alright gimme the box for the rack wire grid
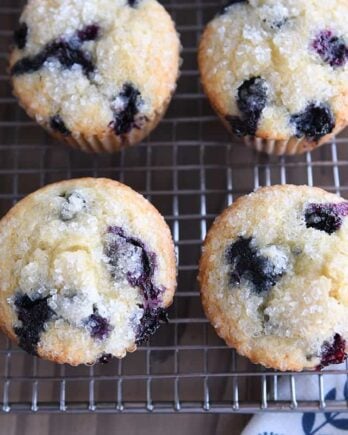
[1,0,348,416]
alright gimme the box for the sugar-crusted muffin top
[199,0,348,141]
[9,0,180,138]
[0,178,176,365]
[199,185,348,371]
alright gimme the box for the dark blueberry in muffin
[50,115,71,136]
[99,353,113,364]
[49,41,95,75]
[14,22,28,50]
[11,40,95,77]
[106,226,159,299]
[14,294,55,355]
[226,237,285,293]
[305,202,348,235]
[106,227,166,343]
[220,0,247,15]
[59,191,87,221]
[237,77,268,116]
[128,0,141,7]
[77,24,100,42]
[226,77,268,136]
[11,50,47,75]
[312,30,348,68]
[110,83,145,136]
[319,334,347,368]
[135,307,168,345]
[226,114,258,137]
[86,310,112,341]
[291,103,335,141]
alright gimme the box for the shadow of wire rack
[1,0,348,415]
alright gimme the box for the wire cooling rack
[1,0,348,414]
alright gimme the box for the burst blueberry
[14,23,28,49]
[226,114,259,137]
[226,77,268,136]
[237,77,268,115]
[226,237,285,293]
[11,50,47,75]
[319,334,347,368]
[291,103,335,141]
[11,30,95,77]
[86,311,112,340]
[14,294,55,355]
[135,307,168,345]
[106,226,167,343]
[77,24,100,42]
[50,41,95,75]
[110,83,146,136]
[50,115,71,136]
[305,202,348,234]
[106,226,160,301]
[312,30,348,68]
[128,0,141,7]
[99,353,113,364]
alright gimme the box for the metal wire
[1,0,348,414]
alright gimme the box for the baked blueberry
[226,77,268,136]
[226,237,285,293]
[14,294,54,355]
[305,202,348,234]
[11,50,47,76]
[110,83,146,136]
[291,103,335,140]
[86,309,112,340]
[13,23,28,49]
[77,24,100,42]
[319,334,347,368]
[237,77,268,116]
[99,353,113,364]
[226,114,258,137]
[49,41,95,76]
[11,40,95,77]
[128,0,141,7]
[135,306,168,345]
[106,226,158,298]
[50,115,71,136]
[106,225,168,345]
[312,30,347,68]
[106,227,151,281]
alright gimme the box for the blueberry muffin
[198,0,348,155]
[9,0,180,153]
[199,185,348,371]
[0,178,176,365]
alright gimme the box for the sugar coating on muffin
[9,0,180,144]
[199,0,348,142]
[199,185,348,371]
[0,179,176,365]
